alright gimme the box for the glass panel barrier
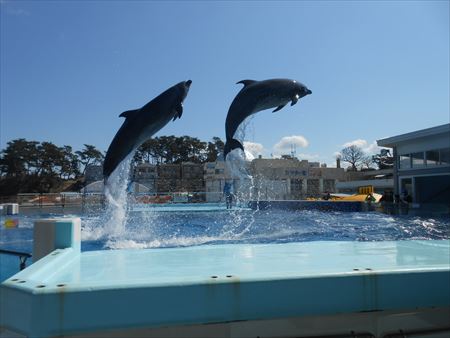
[398,154,410,169]
[411,152,425,168]
[425,150,439,166]
[440,147,450,166]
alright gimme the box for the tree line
[133,136,224,164]
[0,140,104,195]
[339,145,393,171]
[0,136,225,195]
[0,136,391,195]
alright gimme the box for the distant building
[204,157,346,201]
[335,169,394,195]
[204,161,226,202]
[84,165,103,184]
[377,123,450,204]
[251,158,310,200]
[156,162,204,193]
[181,162,204,192]
[132,163,157,192]
[204,160,252,202]
[157,164,182,192]
[308,162,320,168]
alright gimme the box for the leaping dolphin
[224,78,312,159]
[103,80,192,180]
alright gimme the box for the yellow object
[332,193,382,203]
[365,194,377,202]
[4,218,19,228]
[358,186,374,195]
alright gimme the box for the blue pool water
[1,207,449,281]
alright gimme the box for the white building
[204,158,346,201]
[377,123,450,205]
[132,163,157,192]
[335,169,394,195]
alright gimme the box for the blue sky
[1,0,449,166]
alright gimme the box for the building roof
[377,123,450,148]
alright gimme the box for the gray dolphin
[224,78,312,159]
[103,80,192,180]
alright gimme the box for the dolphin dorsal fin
[119,109,139,119]
[237,80,257,87]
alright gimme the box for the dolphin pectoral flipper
[119,109,139,119]
[273,104,286,113]
[291,94,300,106]
[172,102,183,121]
[178,103,183,117]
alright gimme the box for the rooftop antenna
[290,144,297,158]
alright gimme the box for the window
[290,179,302,191]
[426,150,439,166]
[441,148,450,166]
[411,152,424,168]
[399,154,410,169]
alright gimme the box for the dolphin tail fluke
[224,138,244,160]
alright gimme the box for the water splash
[103,153,134,237]
[222,119,262,238]
[81,209,450,250]
[81,154,134,241]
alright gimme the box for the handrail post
[20,256,27,270]
[0,249,32,271]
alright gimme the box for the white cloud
[365,141,382,154]
[273,135,309,156]
[244,150,255,161]
[342,139,381,155]
[243,141,264,159]
[343,139,368,148]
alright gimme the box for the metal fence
[13,192,228,213]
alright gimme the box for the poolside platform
[1,221,449,337]
[249,200,376,212]
[130,202,250,212]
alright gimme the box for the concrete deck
[1,240,449,337]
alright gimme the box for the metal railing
[0,249,32,271]
[16,191,227,207]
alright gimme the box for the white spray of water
[222,120,262,238]
[103,153,134,237]
[81,154,134,241]
[82,118,266,248]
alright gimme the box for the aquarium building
[377,123,450,204]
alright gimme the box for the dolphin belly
[103,131,138,179]
[103,116,168,179]
[255,95,290,112]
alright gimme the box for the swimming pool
[1,208,449,280]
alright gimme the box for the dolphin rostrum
[103,80,192,180]
[224,78,312,159]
